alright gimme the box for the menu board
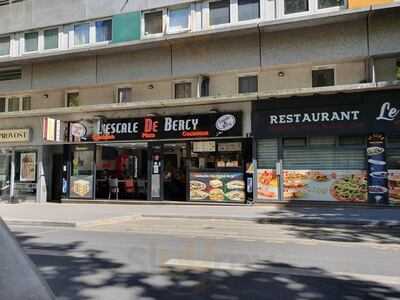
[192,141,216,152]
[388,170,400,204]
[190,172,245,202]
[367,134,389,204]
[257,169,368,202]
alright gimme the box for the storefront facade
[253,89,400,205]
[0,124,46,203]
[48,104,253,203]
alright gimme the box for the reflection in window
[238,0,260,21]
[74,23,90,45]
[8,97,19,112]
[169,7,189,32]
[145,11,163,35]
[209,0,230,26]
[25,32,39,52]
[96,20,112,42]
[0,36,10,56]
[284,0,309,14]
[318,0,343,9]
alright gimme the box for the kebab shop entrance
[66,112,250,203]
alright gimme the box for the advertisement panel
[257,169,368,202]
[68,112,242,142]
[367,133,389,204]
[70,175,93,199]
[19,152,37,182]
[190,172,245,202]
[388,170,400,204]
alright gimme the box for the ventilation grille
[0,68,22,81]
[0,0,24,6]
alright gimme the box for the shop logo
[71,123,87,138]
[376,102,400,121]
[216,114,236,132]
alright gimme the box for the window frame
[312,65,336,88]
[95,18,113,44]
[278,0,346,18]
[142,9,166,39]
[23,31,40,54]
[237,73,259,94]
[237,0,262,24]
[0,95,31,113]
[174,80,194,99]
[114,85,133,104]
[73,22,92,47]
[166,4,192,34]
[206,0,233,29]
[0,35,11,57]
[65,90,80,107]
[42,27,61,52]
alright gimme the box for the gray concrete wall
[261,19,369,66]
[369,9,400,56]
[0,0,195,35]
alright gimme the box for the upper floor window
[0,36,10,56]
[209,0,230,26]
[318,0,344,9]
[284,0,309,14]
[239,75,258,93]
[96,19,112,43]
[168,6,190,33]
[238,0,260,21]
[144,11,164,36]
[44,28,59,50]
[0,96,31,113]
[66,91,80,107]
[24,32,39,52]
[175,82,192,99]
[74,23,90,46]
[312,67,335,87]
[116,87,132,103]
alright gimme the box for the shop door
[51,154,64,202]
[0,152,11,202]
[163,143,189,201]
[69,145,95,199]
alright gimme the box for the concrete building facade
[0,0,399,204]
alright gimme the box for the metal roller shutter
[256,139,278,169]
[283,147,366,170]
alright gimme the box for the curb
[4,219,77,228]
[142,214,400,229]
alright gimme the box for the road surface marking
[165,259,400,286]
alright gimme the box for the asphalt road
[10,218,400,300]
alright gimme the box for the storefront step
[61,199,250,206]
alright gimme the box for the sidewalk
[0,203,399,228]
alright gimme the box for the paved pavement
[9,218,400,300]
[1,202,400,228]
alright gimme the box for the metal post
[9,150,16,203]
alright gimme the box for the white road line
[164,259,400,286]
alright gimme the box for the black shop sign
[252,90,400,138]
[69,112,242,142]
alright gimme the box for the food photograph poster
[190,172,245,202]
[20,152,37,182]
[257,169,368,202]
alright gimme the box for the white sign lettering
[269,110,360,125]
[376,102,400,121]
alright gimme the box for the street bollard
[0,218,56,300]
